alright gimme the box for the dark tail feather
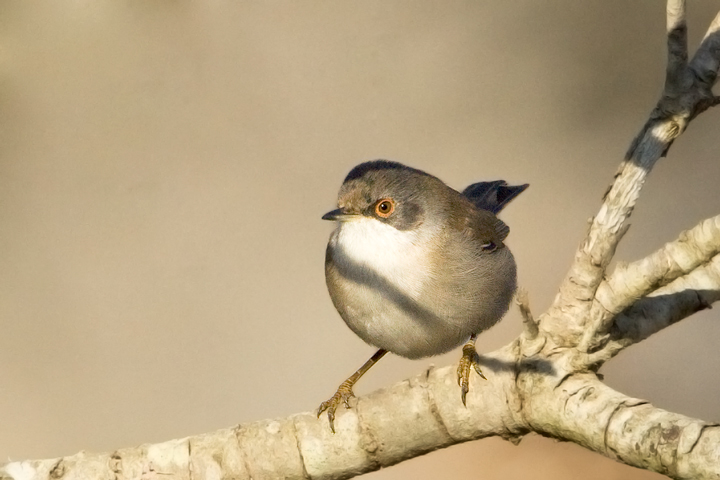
[462,181,529,214]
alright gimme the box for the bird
[317,160,527,432]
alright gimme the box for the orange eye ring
[375,198,395,218]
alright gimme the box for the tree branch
[586,253,720,365]
[576,214,720,355]
[527,374,720,479]
[568,3,720,352]
[598,214,720,315]
[665,0,688,97]
[2,347,526,480]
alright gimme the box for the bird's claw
[457,342,486,406]
[317,381,355,433]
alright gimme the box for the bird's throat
[329,217,431,297]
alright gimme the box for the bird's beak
[322,208,359,222]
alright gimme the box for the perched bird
[318,160,527,432]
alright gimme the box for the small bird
[318,160,527,432]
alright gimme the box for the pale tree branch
[568,2,720,352]
[526,374,720,478]
[580,214,720,354]
[516,287,538,339]
[599,214,720,315]
[586,253,720,365]
[665,0,688,97]
[5,358,719,479]
[689,9,720,108]
[3,2,720,480]
[2,349,525,480]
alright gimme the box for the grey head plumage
[335,159,528,233]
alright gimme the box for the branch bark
[3,2,720,480]
[526,374,720,479]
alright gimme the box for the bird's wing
[449,195,511,245]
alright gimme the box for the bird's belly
[339,289,471,359]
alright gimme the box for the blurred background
[1,1,719,478]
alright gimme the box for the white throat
[329,217,431,297]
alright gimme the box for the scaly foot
[317,379,355,433]
[457,341,486,406]
[318,349,387,433]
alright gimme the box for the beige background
[1,2,719,479]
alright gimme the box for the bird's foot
[457,342,486,406]
[317,380,355,433]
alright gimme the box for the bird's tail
[462,181,529,214]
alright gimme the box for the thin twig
[516,288,538,339]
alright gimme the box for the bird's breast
[328,217,433,298]
[325,216,516,358]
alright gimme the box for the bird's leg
[317,348,387,433]
[457,334,486,406]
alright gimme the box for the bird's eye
[375,198,395,218]
[481,241,497,252]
